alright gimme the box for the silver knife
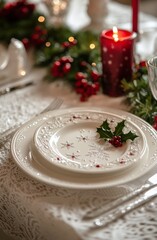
[92,186,157,229]
[0,80,34,96]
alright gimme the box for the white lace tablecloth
[1,1,157,240]
[0,78,157,240]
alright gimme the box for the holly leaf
[121,131,138,142]
[100,120,110,130]
[113,120,125,136]
[97,120,113,140]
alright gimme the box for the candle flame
[112,26,119,42]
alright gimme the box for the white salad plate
[11,107,157,189]
[31,110,147,176]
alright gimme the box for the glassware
[44,0,70,26]
[136,28,157,61]
[147,56,157,100]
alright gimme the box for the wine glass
[147,56,157,100]
[44,0,70,26]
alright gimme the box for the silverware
[0,80,34,96]
[0,98,63,147]
[83,173,157,228]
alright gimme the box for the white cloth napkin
[0,38,30,85]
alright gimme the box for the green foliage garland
[122,65,157,126]
[0,0,157,128]
[0,0,46,43]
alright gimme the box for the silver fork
[84,173,157,228]
[0,98,63,147]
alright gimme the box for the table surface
[1,1,157,240]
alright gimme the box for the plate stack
[11,107,157,189]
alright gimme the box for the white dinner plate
[11,107,157,189]
[32,110,147,176]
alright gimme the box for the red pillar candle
[100,27,136,97]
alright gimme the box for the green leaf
[121,131,138,142]
[113,120,125,136]
[100,120,110,131]
[97,120,113,140]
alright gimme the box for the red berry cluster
[109,136,123,147]
[30,26,48,47]
[21,38,31,50]
[22,26,47,49]
[153,116,157,130]
[0,0,35,21]
[62,39,77,49]
[75,70,100,101]
[139,60,146,68]
[51,56,73,78]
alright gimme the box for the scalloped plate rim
[10,107,157,189]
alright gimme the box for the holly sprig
[97,120,138,147]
